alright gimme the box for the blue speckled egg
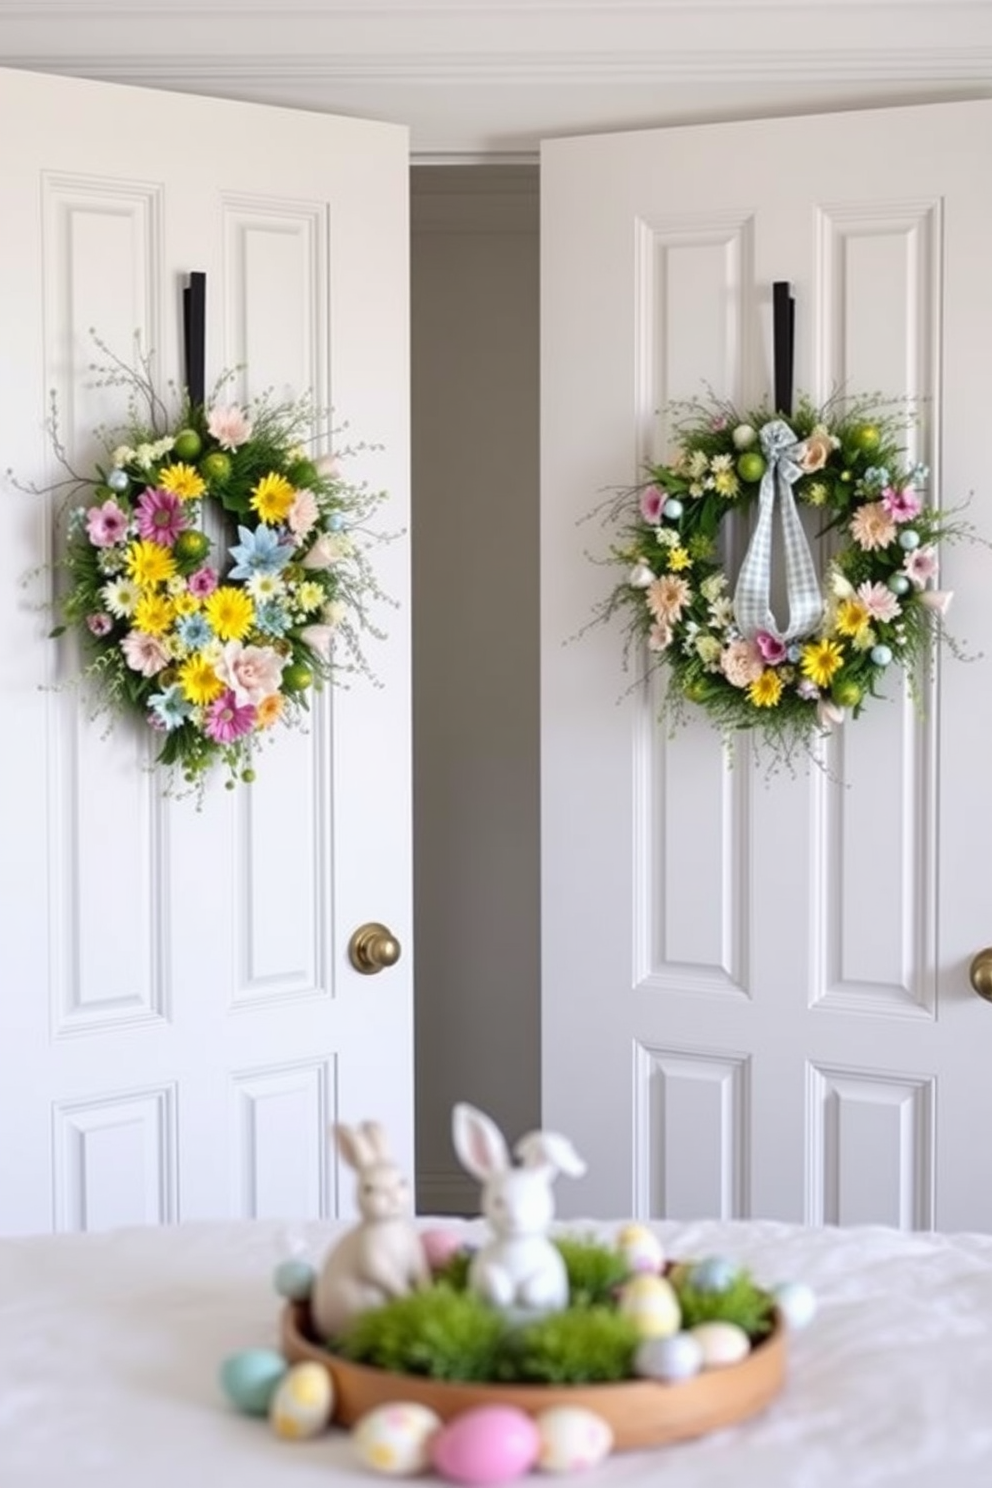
[662,497,684,521]
[689,1256,738,1293]
[871,644,893,668]
[774,1280,818,1330]
[273,1257,316,1301]
[888,574,911,595]
[634,1332,704,1382]
[219,1348,288,1416]
[106,468,129,492]
[899,529,921,551]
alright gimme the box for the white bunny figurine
[451,1102,586,1314]
[311,1120,429,1341]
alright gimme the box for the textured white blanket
[1,1217,991,1486]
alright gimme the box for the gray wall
[411,166,541,1212]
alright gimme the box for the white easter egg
[774,1280,818,1331]
[535,1406,613,1474]
[690,1321,751,1368]
[268,1361,334,1440]
[615,1223,664,1274]
[618,1275,681,1339]
[352,1403,443,1476]
[633,1332,704,1382]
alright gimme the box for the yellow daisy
[747,669,784,708]
[126,539,177,589]
[178,652,224,706]
[133,592,175,637]
[157,462,207,501]
[171,592,199,619]
[204,585,255,641]
[835,597,871,639]
[294,580,325,614]
[667,547,692,572]
[251,472,296,524]
[801,637,844,689]
[256,692,286,729]
[712,468,741,498]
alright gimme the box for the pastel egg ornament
[661,496,684,521]
[106,466,130,493]
[634,1331,705,1383]
[430,1405,540,1486]
[352,1403,443,1477]
[535,1407,613,1474]
[615,1222,664,1275]
[219,1348,288,1417]
[268,1361,334,1440]
[617,1274,681,1339]
[774,1280,818,1331]
[690,1321,752,1369]
[688,1256,738,1294]
[273,1256,316,1302]
[899,528,922,550]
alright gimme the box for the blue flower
[255,600,291,638]
[147,683,192,732]
[227,523,293,580]
[176,612,214,649]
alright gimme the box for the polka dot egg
[618,1274,681,1339]
[352,1403,443,1476]
[615,1222,664,1274]
[535,1406,613,1473]
[268,1361,334,1439]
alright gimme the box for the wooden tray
[280,1301,786,1452]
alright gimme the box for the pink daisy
[206,404,253,451]
[136,487,186,546]
[856,580,902,623]
[85,498,130,548]
[903,546,939,588]
[639,485,666,524]
[287,488,320,541]
[881,485,923,522]
[850,501,897,552]
[86,612,113,637]
[204,689,257,744]
[188,566,218,597]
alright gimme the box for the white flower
[134,442,158,469]
[656,528,678,548]
[301,624,335,658]
[732,424,756,450]
[708,597,735,630]
[323,599,347,627]
[700,573,727,602]
[302,532,353,569]
[709,453,733,473]
[247,572,286,602]
[696,634,722,667]
[817,699,845,730]
[111,444,135,467]
[687,450,708,480]
[100,578,139,618]
[152,436,175,458]
[167,576,188,598]
[629,561,654,589]
[829,566,854,598]
[920,589,954,616]
[315,452,341,480]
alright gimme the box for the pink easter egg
[430,1406,540,1486]
[420,1227,465,1271]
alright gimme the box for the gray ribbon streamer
[732,419,823,644]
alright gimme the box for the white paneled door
[0,69,412,1235]
[542,101,992,1232]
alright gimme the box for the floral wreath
[48,341,392,793]
[599,392,964,761]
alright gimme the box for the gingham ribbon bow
[732,419,823,643]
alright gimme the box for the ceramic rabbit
[311,1120,429,1341]
[451,1102,586,1314]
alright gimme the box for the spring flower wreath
[599,390,966,762]
[47,340,392,794]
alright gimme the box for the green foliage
[674,1271,775,1341]
[556,1236,630,1307]
[497,1307,640,1385]
[336,1285,506,1382]
[432,1249,472,1291]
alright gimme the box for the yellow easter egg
[268,1361,334,1440]
[352,1403,443,1476]
[618,1274,681,1339]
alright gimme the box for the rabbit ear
[452,1103,510,1181]
[333,1122,377,1171]
[358,1120,390,1160]
[515,1130,587,1180]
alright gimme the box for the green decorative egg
[273,1257,316,1302]
[219,1348,288,1416]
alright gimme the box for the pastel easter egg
[421,1227,466,1271]
[106,467,130,492]
[535,1406,613,1473]
[353,1403,443,1476]
[617,1274,681,1339]
[899,529,921,550]
[615,1222,664,1275]
[774,1280,818,1331]
[870,644,893,668]
[430,1405,540,1486]
[662,497,684,520]
[732,423,757,450]
[634,1331,704,1382]
[219,1348,287,1416]
[273,1257,316,1301]
[691,1321,751,1368]
[268,1361,334,1440]
[888,574,911,595]
[689,1256,738,1294]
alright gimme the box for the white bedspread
[1,1217,991,1487]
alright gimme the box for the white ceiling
[1,0,991,155]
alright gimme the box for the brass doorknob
[969,948,992,1002]
[348,922,401,975]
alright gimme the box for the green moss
[556,1236,630,1307]
[499,1306,640,1384]
[336,1285,506,1382]
[673,1271,776,1340]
